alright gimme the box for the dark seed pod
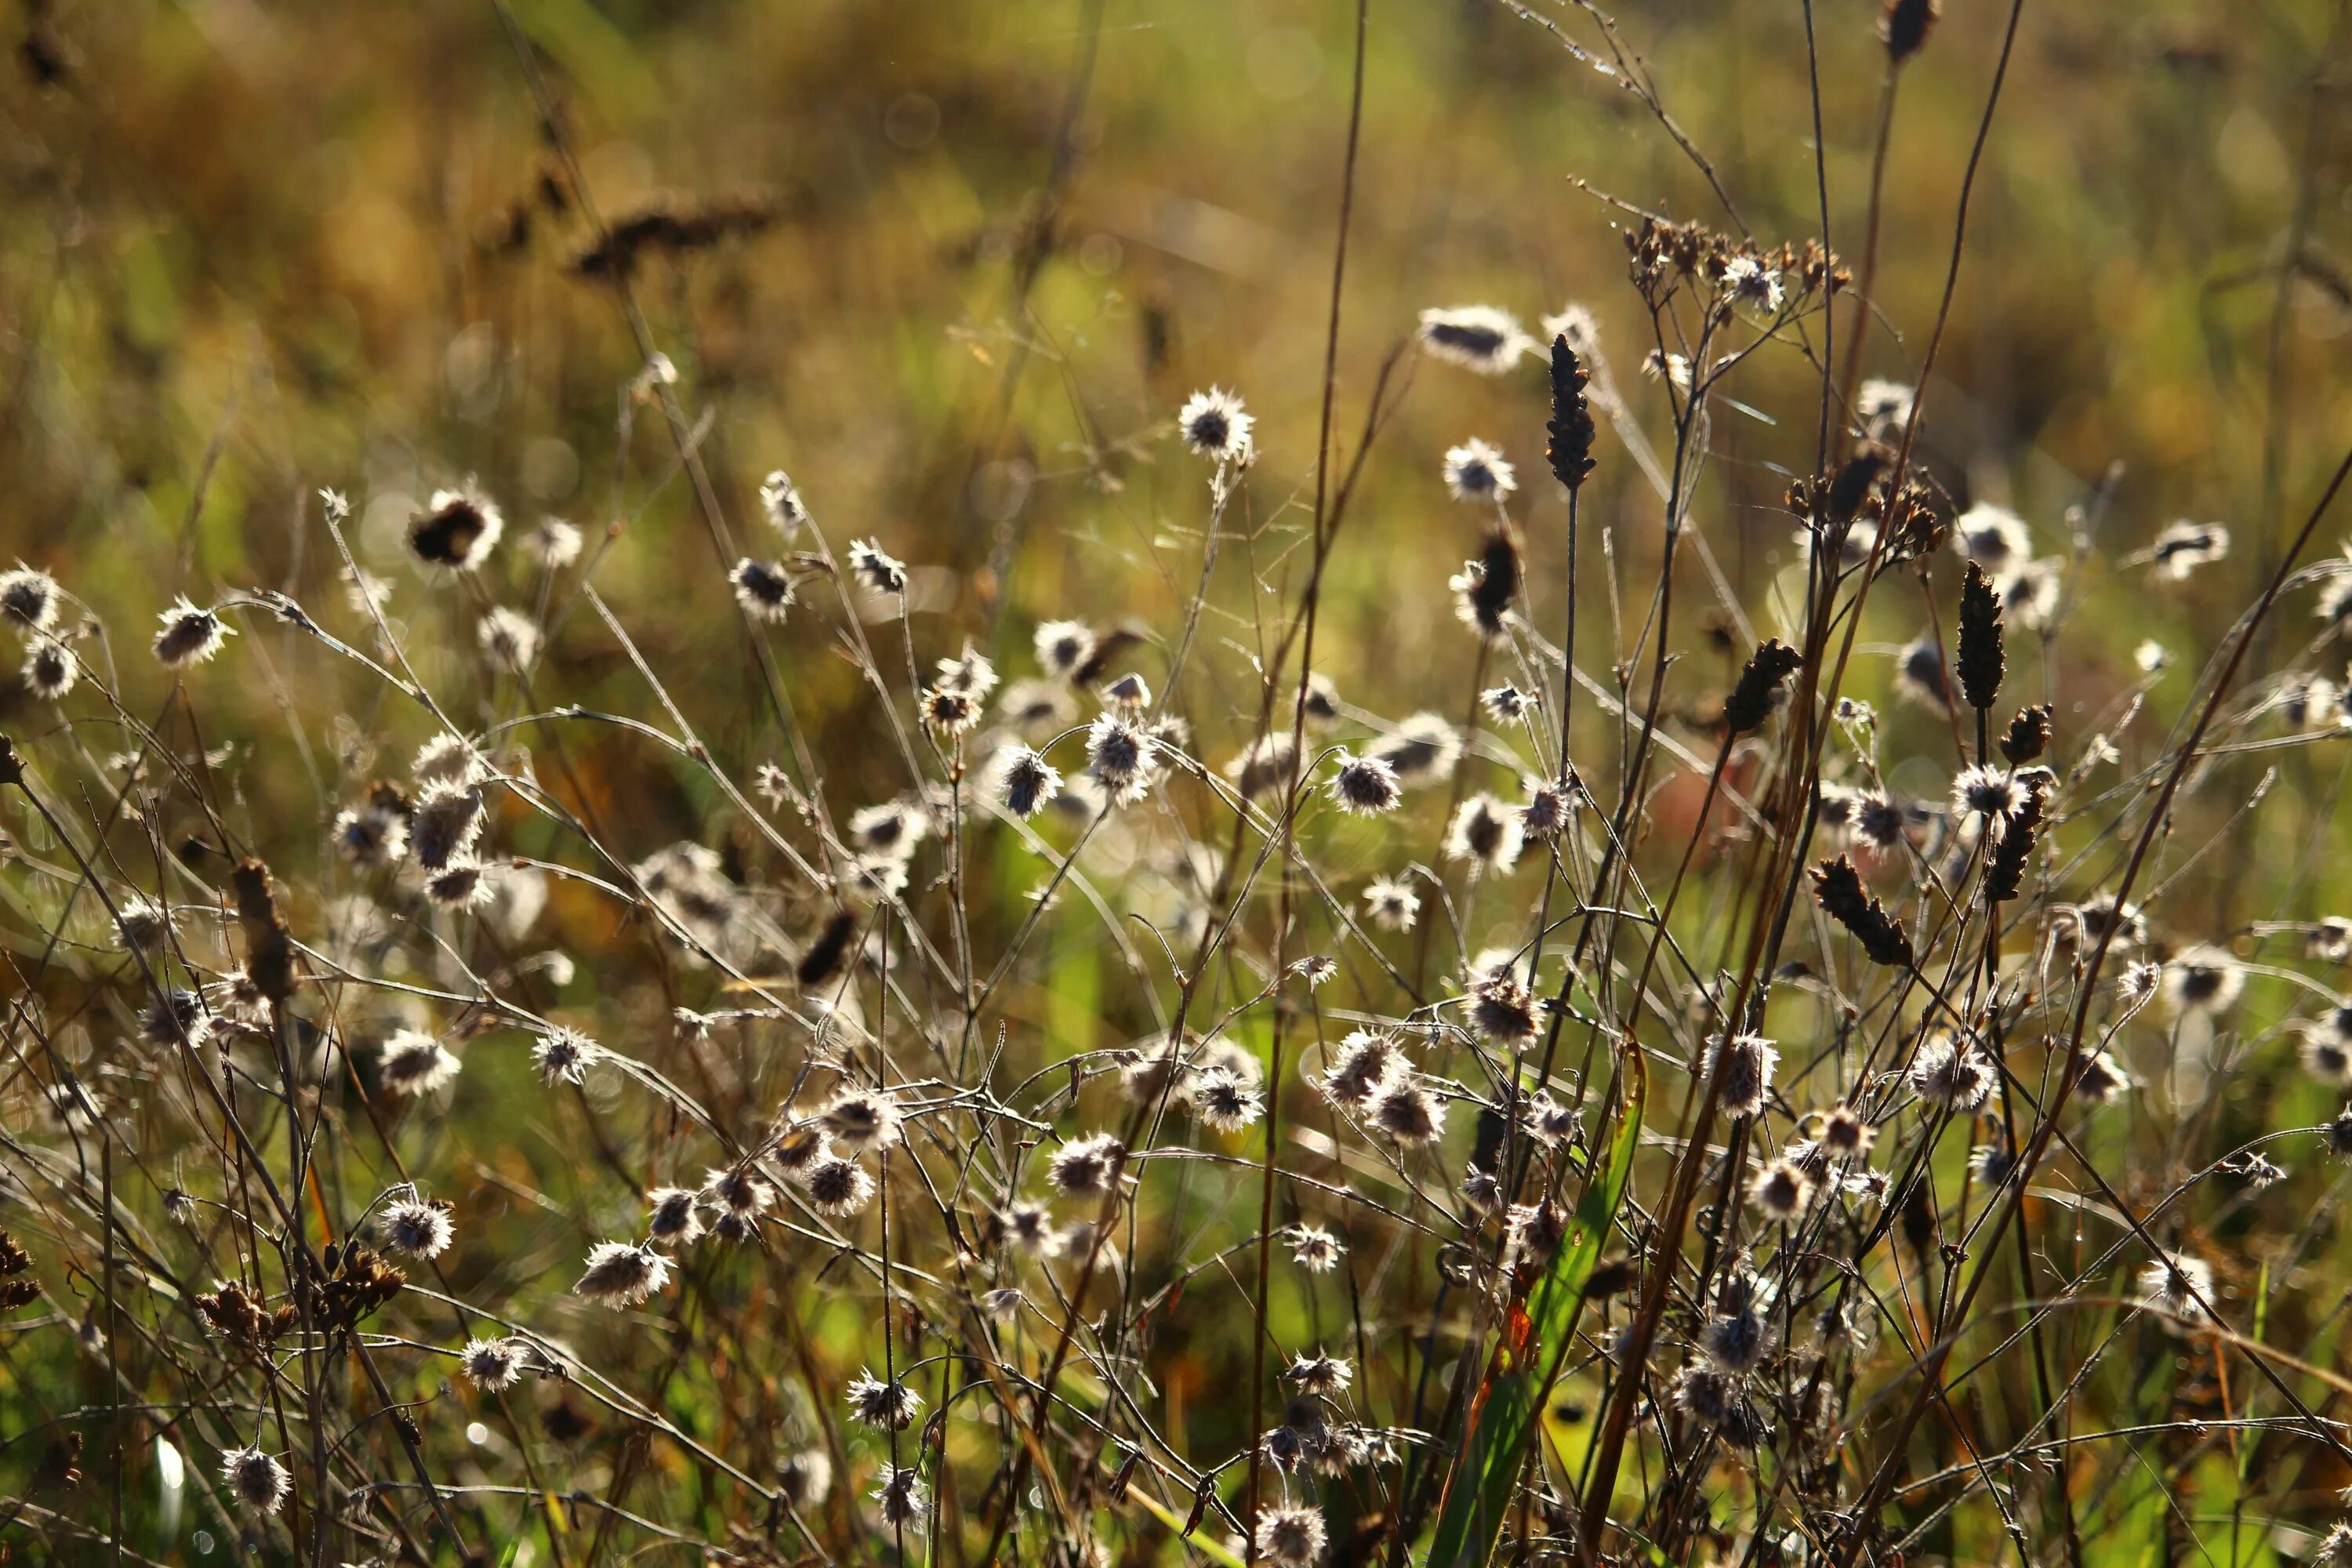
[2000,703,2053,764]
[1722,639,1805,735]
[1984,777,2046,902]
[1546,336,1599,492]
[231,858,296,1004]
[1466,530,1521,636]
[795,908,858,989]
[1956,561,2005,712]
[1824,447,1886,525]
[1810,855,1913,967]
[1882,0,1940,63]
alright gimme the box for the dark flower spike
[1811,855,1913,967]
[2000,702,2053,764]
[1722,639,1805,735]
[1882,0,1940,62]
[1545,336,1598,492]
[1984,772,2047,903]
[1956,561,2005,713]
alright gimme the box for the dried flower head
[24,636,77,701]
[379,1031,460,1096]
[154,598,233,668]
[532,1025,601,1086]
[1950,764,2027,840]
[1907,1032,1994,1112]
[1176,387,1254,463]
[1442,438,1517,503]
[872,1465,924,1526]
[1254,1504,1329,1566]
[1320,1030,1406,1109]
[381,1199,454,1259]
[1185,1066,1263,1132]
[848,539,908,595]
[459,1336,526,1391]
[477,605,543,670]
[993,746,1064,818]
[1446,794,1525,873]
[1033,619,1097,679]
[2163,946,2244,1015]
[2136,1250,2213,1326]
[220,1446,289,1514]
[759,470,808,535]
[573,1241,673,1308]
[847,1371,923,1430]
[646,1187,706,1245]
[1705,1033,1779,1119]
[1369,712,1462,787]
[800,1154,876,1216]
[409,489,504,570]
[1417,305,1530,374]
[821,1087,904,1150]
[1084,711,1158,804]
[1748,1160,1814,1219]
[2151,521,2230,581]
[1047,1132,1127,1196]
[1951,503,2031,572]
[730,558,795,621]
[1285,1224,1345,1272]
[1363,876,1421,931]
[1369,1080,1445,1144]
[0,567,60,632]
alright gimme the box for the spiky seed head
[573,1241,672,1308]
[220,1446,289,1514]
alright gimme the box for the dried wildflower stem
[1837,442,2352,1563]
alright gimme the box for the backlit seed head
[1176,387,1254,463]
[1285,1225,1345,1272]
[409,488,504,570]
[1368,713,1461,787]
[1369,1080,1444,1144]
[994,746,1063,818]
[847,1371,922,1430]
[574,1241,672,1308]
[0,568,60,632]
[847,539,907,595]
[24,636,75,700]
[154,598,233,668]
[1442,438,1517,503]
[801,1154,875,1216]
[2163,947,2244,1015]
[1704,1033,1779,1119]
[821,1087,903,1150]
[477,605,542,670]
[220,1446,289,1514]
[1185,1066,1262,1132]
[1254,1504,1330,1566]
[532,1026,601,1086]
[1319,1030,1405,1109]
[759,470,808,535]
[646,1187,706,1244]
[1327,752,1402,815]
[1047,1132,1127,1196]
[379,1031,460,1096]
[730,558,795,621]
[1907,1032,1994,1112]
[460,1336,525,1391]
[1417,305,1531,375]
[1363,877,1421,931]
[872,1465,925,1525]
[381,1199,454,1259]
[1446,794,1525,873]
